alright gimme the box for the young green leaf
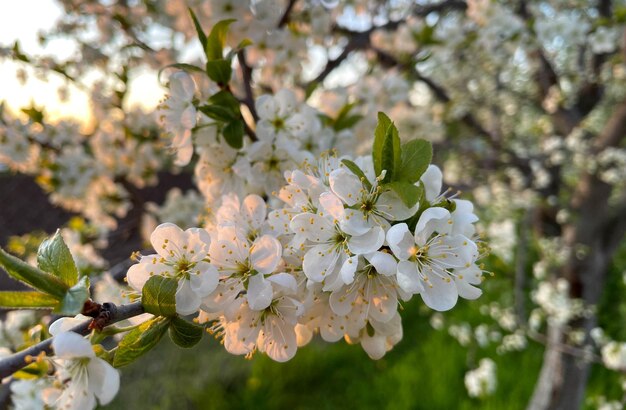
[199,105,238,122]
[223,120,245,149]
[380,122,401,183]
[208,90,241,113]
[205,59,233,85]
[56,276,90,315]
[113,317,170,368]
[188,8,208,52]
[397,139,433,183]
[372,112,393,176]
[206,19,236,61]
[0,248,68,298]
[168,316,204,348]
[0,291,58,309]
[142,276,178,317]
[37,230,79,287]
[341,159,372,190]
[386,181,423,208]
[157,63,205,84]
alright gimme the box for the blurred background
[1,1,626,409]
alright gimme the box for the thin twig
[278,0,297,28]
[0,301,144,379]
[236,50,258,122]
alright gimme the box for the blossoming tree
[0,0,625,409]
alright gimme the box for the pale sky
[0,1,164,126]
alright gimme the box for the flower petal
[250,235,282,274]
[52,331,95,359]
[347,226,384,255]
[87,358,120,405]
[247,273,273,310]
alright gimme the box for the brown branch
[0,301,144,379]
[278,0,297,28]
[413,0,467,16]
[236,50,258,122]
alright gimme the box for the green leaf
[341,159,372,190]
[56,276,90,315]
[206,59,233,85]
[0,248,68,298]
[113,317,170,368]
[37,230,79,287]
[372,112,393,177]
[380,121,401,183]
[333,103,362,131]
[0,291,58,309]
[226,38,253,60]
[397,139,433,183]
[199,105,238,122]
[223,120,244,149]
[206,19,236,60]
[188,8,208,52]
[157,63,205,84]
[208,90,241,113]
[142,276,178,317]
[168,317,204,348]
[386,181,423,209]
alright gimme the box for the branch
[0,301,144,379]
[278,0,297,28]
[413,0,467,16]
[236,50,258,122]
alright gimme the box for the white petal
[175,280,201,315]
[87,358,120,405]
[318,192,345,221]
[186,227,211,255]
[365,251,397,276]
[329,168,362,206]
[267,273,298,292]
[420,165,442,202]
[247,274,273,311]
[420,269,458,312]
[180,105,197,130]
[329,286,357,316]
[376,190,419,221]
[396,261,423,294]
[170,71,196,100]
[260,316,297,362]
[174,135,194,166]
[386,223,414,261]
[303,244,340,282]
[415,207,451,245]
[250,235,282,274]
[189,263,219,297]
[361,332,387,360]
[255,95,278,119]
[290,213,334,243]
[454,276,482,300]
[347,226,384,255]
[242,194,267,230]
[150,223,185,259]
[52,332,95,359]
[49,315,91,336]
[340,256,358,284]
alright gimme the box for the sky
[0,1,164,127]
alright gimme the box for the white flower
[204,232,282,313]
[127,223,219,315]
[158,71,197,166]
[464,358,497,398]
[49,332,120,410]
[326,167,418,233]
[291,207,385,291]
[386,207,480,311]
[601,341,626,371]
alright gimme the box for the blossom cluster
[126,147,484,361]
